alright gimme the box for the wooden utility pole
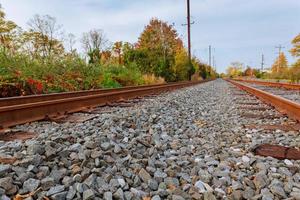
[187,0,191,63]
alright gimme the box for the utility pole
[209,45,212,67]
[187,0,191,64]
[275,45,285,73]
[261,54,264,71]
[183,0,196,80]
[213,56,217,73]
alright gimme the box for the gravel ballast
[0,79,299,199]
[245,83,300,104]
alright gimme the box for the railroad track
[1,79,300,199]
[227,79,300,122]
[233,78,300,90]
[0,80,210,130]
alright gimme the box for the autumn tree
[0,6,20,54]
[173,47,190,81]
[81,29,108,64]
[122,42,135,65]
[112,41,123,65]
[136,18,184,81]
[289,33,300,82]
[290,33,300,58]
[271,52,288,79]
[25,14,64,59]
[226,62,244,77]
[244,67,254,76]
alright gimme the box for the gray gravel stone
[0,177,14,192]
[41,177,55,190]
[113,188,124,199]
[148,179,159,190]
[51,191,68,200]
[0,165,11,177]
[103,191,113,200]
[270,185,287,198]
[151,195,161,200]
[101,142,111,151]
[66,186,76,200]
[46,185,65,196]
[83,189,95,200]
[139,168,151,183]
[172,195,185,200]
[253,174,268,190]
[27,143,45,155]
[242,187,255,200]
[23,178,40,192]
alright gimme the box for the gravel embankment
[246,83,300,104]
[0,79,299,200]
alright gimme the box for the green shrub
[0,49,148,96]
[101,73,121,88]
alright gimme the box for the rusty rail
[0,83,174,107]
[0,80,210,129]
[234,78,300,90]
[227,79,300,122]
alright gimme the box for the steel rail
[0,82,179,107]
[0,80,210,129]
[227,79,300,122]
[233,78,300,90]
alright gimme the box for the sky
[1,0,300,73]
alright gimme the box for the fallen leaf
[13,188,41,200]
[0,157,17,164]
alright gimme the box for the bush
[0,50,150,95]
[102,63,144,87]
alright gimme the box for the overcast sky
[2,0,300,72]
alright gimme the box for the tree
[290,33,300,57]
[226,62,244,77]
[192,58,217,80]
[0,6,20,53]
[22,31,64,59]
[65,33,76,53]
[122,42,135,65]
[136,18,183,81]
[244,67,254,76]
[27,14,64,59]
[271,52,288,79]
[289,62,300,83]
[289,33,300,82]
[81,29,108,64]
[173,47,190,81]
[112,41,123,65]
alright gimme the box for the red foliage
[26,78,44,94]
[36,82,43,92]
